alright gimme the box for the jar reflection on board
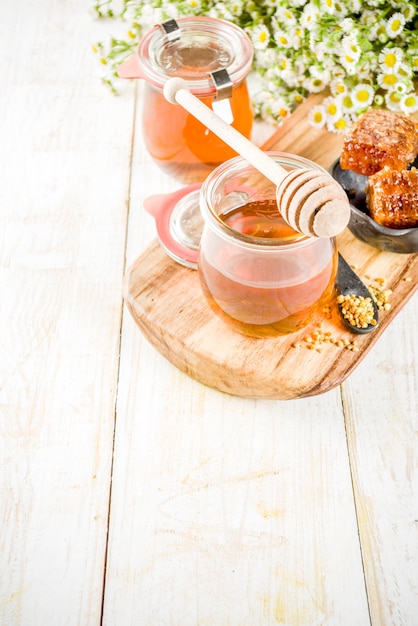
[118,17,253,183]
[198,153,339,338]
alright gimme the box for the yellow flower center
[390,19,401,32]
[404,96,417,108]
[383,74,397,86]
[335,118,347,131]
[313,111,323,123]
[356,89,370,102]
[384,53,397,67]
[388,92,401,103]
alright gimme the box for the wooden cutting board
[125,95,418,399]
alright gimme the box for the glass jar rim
[136,16,253,95]
[200,152,332,250]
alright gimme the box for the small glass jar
[118,17,253,183]
[198,153,338,337]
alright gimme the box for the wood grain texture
[0,2,134,624]
[124,95,417,399]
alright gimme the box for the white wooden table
[1,2,417,625]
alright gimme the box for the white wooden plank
[342,298,418,626]
[0,2,135,624]
[103,84,370,626]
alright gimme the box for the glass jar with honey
[117,17,254,183]
[198,153,338,337]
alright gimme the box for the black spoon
[336,253,379,334]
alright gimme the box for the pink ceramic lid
[144,183,203,269]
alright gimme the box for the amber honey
[198,199,338,337]
[142,81,253,183]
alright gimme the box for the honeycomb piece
[367,167,418,229]
[340,109,418,176]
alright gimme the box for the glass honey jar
[118,16,254,183]
[198,153,338,337]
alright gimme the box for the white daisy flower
[274,29,293,49]
[385,13,406,38]
[249,24,270,50]
[351,83,375,108]
[327,115,350,134]
[385,91,402,111]
[377,71,399,90]
[185,0,202,9]
[402,4,416,21]
[342,36,362,61]
[300,4,320,30]
[274,6,297,26]
[319,0,345,16]
[410,54,418,72]
[271,99,292,120]
[322,96,341,119]
[308,105,327,129]
[378,47,404,71]
[330,79,349,97]
[396,62,413,79]
[303,75,327,93]
[337,92,356,113]
[400,92,418,114]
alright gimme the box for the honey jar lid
[144,184,203,269]
[135,16,253,96]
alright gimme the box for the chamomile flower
[249,24,270,51]
[300,4,321,30]
[185,0,201,8]
[322,96,341,119]
[409,53,418,72]
[342,36,362,62]
[274,29,293,49]
[308,104,327,128]
[338,93,356,114]
[352,83,375,108]
[330,78,349,97]
[274,6,297,26]
[401,4,415,21]
[378,47,403,71]
[377,71,400,90]
[304,74,328,93]
[340,36,362,73]
[385,90,402,111]
[386,12,406,38]
[271,98,292,119]
[327,114,350,134]
[400,91,418,114]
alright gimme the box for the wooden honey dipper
[164,77,350,238]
